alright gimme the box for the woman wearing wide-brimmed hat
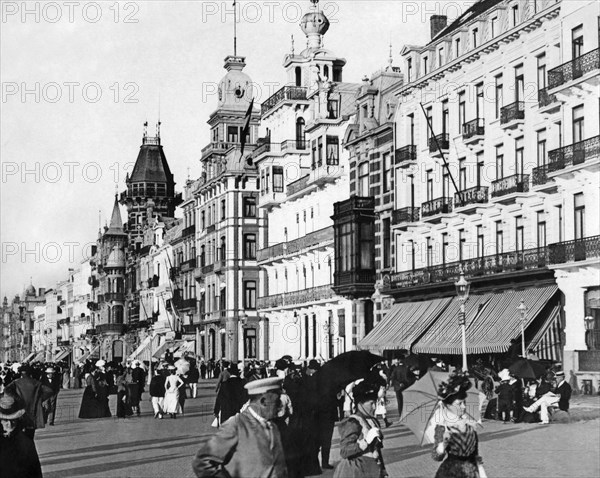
[163,365,184,418]
[431,370,486,478]
[0,394,43,478]
[333,380,387,478]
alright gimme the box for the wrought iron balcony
[547,136,600,173]
[281,139,307,151]
[257,226,333,263]
[286,175,310,197]
[257,284,336,309]
[532,164,551,186]
[206,224,216,234]
[261,86,308,116]
[428,134,449,154]
[537,87,558,109]
[548,235,600,264]
[392,207,420,225]
[202,264,214,274]
[491,174,529,198]
[548,48,600,89]
[462,119,485,140]
[333,196,376,216]
[182,225,196,238]
[454,186,489,208]
[334,270,376,287]
[422,197,452,217]
[180,258,197,273]
[395,145,417,164]
[388,246,549,290]
[96,323,125,335]
[500,101,525,125]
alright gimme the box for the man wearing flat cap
[192,377,288,478]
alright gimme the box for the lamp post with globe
[454,269,471,371]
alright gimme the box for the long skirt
[163,389,182,414]
[435,456,480,478]
[116,390,133,418]
[79,386,112,419]
[333,456,384,478]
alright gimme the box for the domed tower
[283,0,346,89]
[120,125,182,253]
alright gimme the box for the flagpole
[233,0,237,56]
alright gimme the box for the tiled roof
[129,142,174,184]
[432,0,503,42]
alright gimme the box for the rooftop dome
[300,0,329,49]
[217,55,253,110]
[25,283,36,296]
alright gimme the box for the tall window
[537,211,547,248]
[296,118,306,149]
[442,233,449,266]
[459,158,467,191]
[219,236,226,261]
[573,105,584,143]
[557,205,563,242]
[265,170,270,194]
[442,100,449,135]
[476,152,484,187]
[382,152,392,193]
[459,229,466,261]
[574,193,585,240]
[359,222,374,269]
[243,234,256,260]
[338,223,353,272]
[326,136,340,165]
[407,58,412,82]
[243,281,256,309]
[408,114,415,145]
[295,67,302,86]
[273,166,284,193]
[200,245,205,267]
[227,126,239,143]
[476,83,484,119]
[515,137,524,176]
[426,106,433,140]
[311,140,317,169]
[327,99,339,119]
[409,240,415,271]
[512,4,519,27]
[220,199,226,221]
[537,130,547,166]
[244,328,257,359]
[458,92,466,130]
[496,221,504,255]
[442,172,450,198]
[438,47,444,66]
[537,53,547,90]
[423,55,429,75]
[426,170,434,201]
[515,216,524,252]
[383,218,391,269]
[491,16,498,38]
[358,162,369,196]
[472,27,478,48]
[477,226,484,258]
[572,25,583,58]
[243,197,256,217]
[515,64,524,103]
[426,237,433,267]
[201,211,205,230]
[455,37,461,57]
[317,137,323,166]
[495,75,503,118]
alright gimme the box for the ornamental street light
[454,268,470,371]
[517,299,528,357]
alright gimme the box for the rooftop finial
[291,34,295,54]
[233,0,238,56]
[143,121,148,139]
[388,39,393,69]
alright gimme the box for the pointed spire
[106,195,125,235]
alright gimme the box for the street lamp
[454,268,470,371]
[517,299,528,357]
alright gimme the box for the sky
[0,0,475,299]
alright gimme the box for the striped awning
[77,345,99,364]
[32,351,46,363]
[23,351,36,363]
[175,340,196,356]
[128,335,162,363]
[529,306,563,362]
[358,297,453,352]
[152,339,178,359]
[54,347,72,362]
[413,285,559,355]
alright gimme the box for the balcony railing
[202,264,214,274]
[180,258,197,273]
[389,246,549,290]
[257,226,333,262]
[500,101,525,124]
[462,119,485,139]
[261,86,308,115]
[286,175,310,197]
[257,284,336,309]
[175,298,197,310]
[454,186,489,208]
[395,145,417,164]
[182,225,196,238]
[334,270,376,287]
[531,164,551,186]
[548,48,600,89]
[548,236,600,264]
[206,224,216,234]
[491,174,529,198]
[392,207,420,225]
[96,323,125,335]
[547,136,600,172]
[428,133,449,153]
[333,196,375,216]
[103,292,124,302]
[538,87,558,108]
[281,139,307,151]
[422,197,452,217]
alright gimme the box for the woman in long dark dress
[115,369,133,418]
[431,371,485,478]
[79,364,112,419]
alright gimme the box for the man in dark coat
[5,365,53,439]
[41,366,61,425]
[131,361,146,414]
[214,365,247,423]
[554,371,572,412]
[388,356,416,418]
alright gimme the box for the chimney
[430,15,447,39]
[38,288,46,297]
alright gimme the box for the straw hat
[498,369,511,381]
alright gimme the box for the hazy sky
[1,0,474,299]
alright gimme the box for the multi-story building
[256,0,360,360]
[332,61,404,344]
[355,0,599,386]
[193,51,263,362]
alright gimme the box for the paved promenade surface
[35,381,600,478]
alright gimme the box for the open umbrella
[314,351,384,399]
[509,358,548,380]
[400,371,481,446]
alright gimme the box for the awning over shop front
[413,285,559,355]
[152,340,177,359]
[77,345,99,364]
[23,351,36,363]
[128,335,162,363]
[31,351,46,363]
[358,297,453,352]
[529,305,563,362]
[54,347,72,362]
[175,340,196,356]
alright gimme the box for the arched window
[295,66,302,86]
[296,118,306,150]
[323,65,330,80]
